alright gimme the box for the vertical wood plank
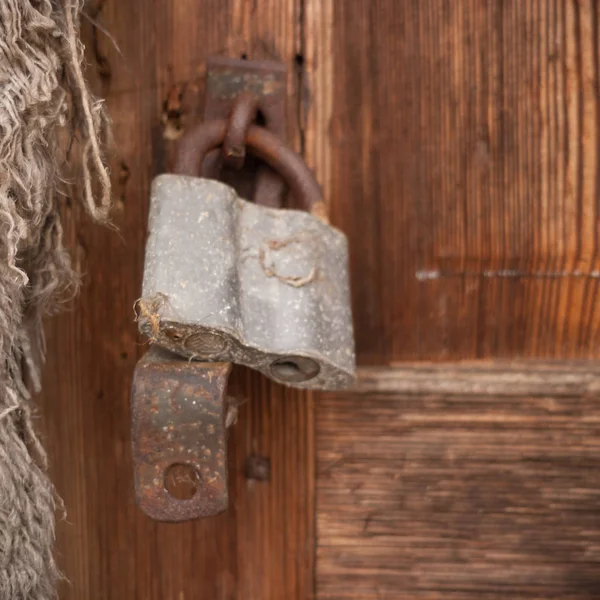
[303,0,333,201]
[331,0,600,363]
[38,1,315,598]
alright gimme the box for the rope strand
[0,2,111,597]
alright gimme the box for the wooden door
[39,1,600,598]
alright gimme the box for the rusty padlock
[132,59,355,522]
[137,119,355,390]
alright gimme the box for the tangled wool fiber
[0,1,111,598]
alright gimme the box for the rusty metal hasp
[132,56,355,522]
[131,347,230,521]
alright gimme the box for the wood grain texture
[317,364,600,599]
[352,362,600,396]
[303,0,333,200]
[37,1,316,598]
[34,1,600,598]
[331,0,600,362]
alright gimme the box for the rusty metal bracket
[131,347,231,521]
[202,55,288,207]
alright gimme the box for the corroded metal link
[222,91,259,171]
[173,119,327,219]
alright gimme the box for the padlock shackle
[173,120,327,220]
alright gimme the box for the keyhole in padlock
[270,356,320,383]
[164,463,200,500]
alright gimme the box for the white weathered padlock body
[138,174,355,390]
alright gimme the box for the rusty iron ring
[174,119,327,219]
[222,91,259,171]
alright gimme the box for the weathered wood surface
[331,0,600,363]
[35,0,600,598]
[38,1,319,598]
[353,361,600,397]
[317,365,600,599]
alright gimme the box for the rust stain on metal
[207,69,283,99]
[205,56,286,100]
[131,346,231,521]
